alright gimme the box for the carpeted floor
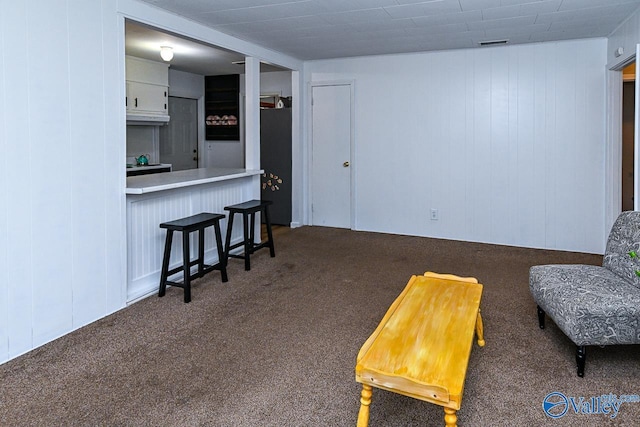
[1,226,639,426]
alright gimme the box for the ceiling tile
[405,22,470,35]
[559,0,640,11]
[320,8,391,25]
[411,9,483,26]
[482,0,561,20]
[459,0,502,11]
[200,1,327,25]
[310,0,399,12]
[384,0,462,19]
[467,15,537,30]
[483,23,550,38]
[350,18,417,32]
[535,2,640,23]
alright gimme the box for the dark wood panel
[205,75,240,141]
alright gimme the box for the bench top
[355,273,483,409]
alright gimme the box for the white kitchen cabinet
[126,81,167,115]
[125,55,169,118]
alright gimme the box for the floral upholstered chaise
[529,211,640,377]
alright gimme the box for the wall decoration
[205,74,240,141]
[262,172,283,191]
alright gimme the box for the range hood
[126,114,170,125]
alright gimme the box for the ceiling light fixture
[160,46,174,62]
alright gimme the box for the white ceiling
[137,0,640,61]
[125,21,287,75]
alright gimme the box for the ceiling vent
[478,39,509,47]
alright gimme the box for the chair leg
[537,305,545,329]
[576,345,586,378]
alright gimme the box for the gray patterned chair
[529,211,640,377]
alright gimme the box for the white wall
[306,38,608,254]
[0,0,302,365]
[0,0,126,363]
[261,71,293,98]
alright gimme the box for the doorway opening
[622,62,636,211]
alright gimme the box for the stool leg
[158,230,173,297]
[243,212,251,271]
[197,227,205,278]
[214,220,228,282]
[263,205,275,257]
[224,213,235,263]
[182,230,191,303]
[249,212,256,252]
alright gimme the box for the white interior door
[311,84,352,228]
[160,96,198,171]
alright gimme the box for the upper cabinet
[126,56,169,122]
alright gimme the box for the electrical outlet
[430,208,438,220]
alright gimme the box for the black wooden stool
[158,213,228,303]
[224,200,275,271]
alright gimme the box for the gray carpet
[1,226,639,426]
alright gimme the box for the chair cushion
[530,264,640,346]
[603,210,640,289]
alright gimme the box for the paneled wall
[0,0,302,365]
[0,0,125,363]
[306,38,607,254]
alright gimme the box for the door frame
[307,80,356,229]
[606,49,637,234]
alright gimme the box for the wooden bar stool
[224,200,275,271]
[158,212,228,303]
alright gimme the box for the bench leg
[476,309,485,347]
[356,384,372,427]
[537,305,546,329]
[444,407,457,427]
[576,345,586,378]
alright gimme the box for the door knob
[343,161,350,167]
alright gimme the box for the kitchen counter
[125,167,263,194]
[125,167,262,302]
[126,163,172,177]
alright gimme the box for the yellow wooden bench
[355,272,484,427]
